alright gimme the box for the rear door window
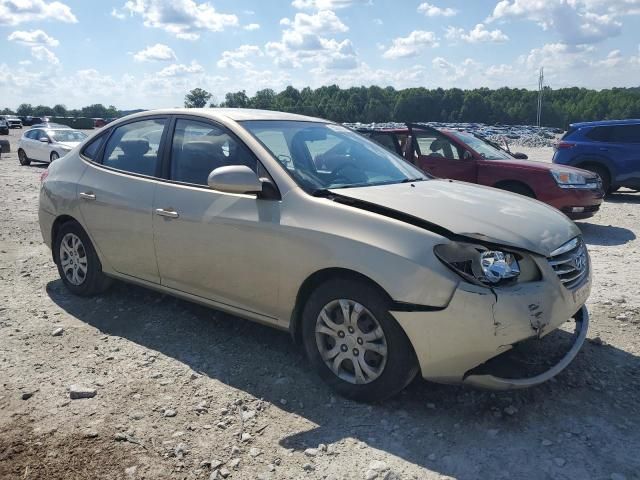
[102,119,167,176]
[609,125,640,143]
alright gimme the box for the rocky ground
[0,129,639,480]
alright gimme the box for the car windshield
[241,120,428,193]
[49,130,87,142]
[449,131,512,160]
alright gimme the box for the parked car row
[37,108,592,402]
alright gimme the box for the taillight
[40,170,49,183]
[555,141,576,150]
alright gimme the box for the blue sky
[1,0,640,109]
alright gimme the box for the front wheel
[50,151,59,162]
[54,222,112,296]
[18,149,30,166]
[301,279,419,402]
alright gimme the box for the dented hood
[329,179,580,257]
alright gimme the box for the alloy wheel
[315,299,388,385]
[59,233,88,285]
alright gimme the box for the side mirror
[207,165,263,195]
[512,152,528,160]
[39,137,50,143]
[463,150,473,160]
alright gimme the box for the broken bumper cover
[463,305,588,389]
[391,273,591,389]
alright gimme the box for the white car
[18,127,87,165]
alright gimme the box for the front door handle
[79,192,96,201]
[155,208,179,219]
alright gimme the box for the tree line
[5,85,639,128]
[0,103,121,119]
[191,85,640,128]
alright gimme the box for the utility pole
[536,67,544,127]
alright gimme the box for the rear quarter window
[81,133,107,161]
[585,126,611,142]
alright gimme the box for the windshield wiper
[311,188,334,197]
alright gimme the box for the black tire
[18,149,30,166]
[301,278,419,402]
[580,164,611,194]
[53,221,112,296]
[496,181,535,198]
[50,151,59,162]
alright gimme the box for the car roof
[570,119,640,128]
[121,108,329,124]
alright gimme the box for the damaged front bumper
[463,305,588,389]
[391,271,591,389]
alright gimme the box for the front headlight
[550,170,599,189]
[434,242,521,286]
[59,145,72,151]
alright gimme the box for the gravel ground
[1,128,639,480]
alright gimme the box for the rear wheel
[18,149,30,166]
[54,221,112,296]
[301,278,419,402]
[579,163,611,194]
[50,151,59,162]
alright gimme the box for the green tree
[222,90,249,108]
[184,88,212,108]
[16,103,33,116]
[52,104,67,116]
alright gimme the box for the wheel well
[51,215,80,262]
[289,268,392,344]
[576,161,611,180]
[493,180,536,198]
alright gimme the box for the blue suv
[553,119,640,193]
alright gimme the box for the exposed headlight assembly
[434,242,523,287]
[550,170,599,189]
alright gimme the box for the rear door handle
[155,208,179,219]
[79,192,96,201]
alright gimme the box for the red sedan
[360,125,604,220]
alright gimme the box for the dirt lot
[1,128,639,480]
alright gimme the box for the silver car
[38,109,591,402]
[18,127,87,165]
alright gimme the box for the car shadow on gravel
[577,222,636,246]
[46,279,640,479]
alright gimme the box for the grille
[547,237,589,290]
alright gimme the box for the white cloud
[7,29,59,47]
[266,9,355,69]
[488,0,623,44]
[291,0,368,9]
[18,59,32,65]
[382,30,438,59]
[0,0,77,25]
[133,43,177,62]
[217,45,263,69]
[157,61,203,77]
[111,8,126,19]
[417,2,457,17]
[31,45,59,64]
[445,23,509,43]
[122,0,239,40]
[373,18,383,25]
[243,23,260,31]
